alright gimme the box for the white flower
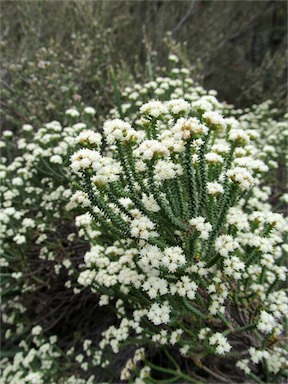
[77,130,102,146]
[172,117,208,141]
[22,124,33,132]
[227,167,254,190]
[103,119,139,145]
[31,325,42,336]
[141,194,160,212]
[3,130,13,137]
[223,256,245,280]
[189,216,212,240]
[140,101,168,118]
[133,140,169,160]
[65,108,80,117]
[257,310,278,333]
[130,215,156,240]
[50,154,63,164]
[236,359,251,374]
[198,327,211,340]
[84,106,96,115]
[154,160,183,181]
[147,301,171,325]
[228,128,250,145]
[203,111,227,130]
[205,152,224,164]
[13,234,26,244]
[167,99,190,115]
[207,182,224,196]
[248,347,270,364]
[209,332,231,355]
[214,235,239,257]
[70,148,101,172]
[162,246,186,272]
[91,157,122,187]
[168,54,179,63]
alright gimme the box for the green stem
[147,166,188,232]
[183,141,198,217]
[182,298,206,320]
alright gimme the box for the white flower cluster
[133,140,169,160]
[3,63,287,384]
[70,148,101,172]
[130,215,157,239]
[172,117,208,141]
[214,235,240,257]
[139,100,168,118]
[189,216,212,240]
[147,302,171,325]
[103,119,139,145]
[154,160,183,181]
[208,332,232,355]
[76,130,102,146]
[226,166,254,190]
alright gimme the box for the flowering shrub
[1,63,287,383]
[71,95,288,382]
[0,108,109,383]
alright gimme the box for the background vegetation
[1,0,287,129]
[0,1,287,383]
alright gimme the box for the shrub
[1,64,287,383]
[70,94,288,381]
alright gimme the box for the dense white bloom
[13,234,26,244]
[172,117,208,141]
[138,244,162,270]
[209,333,231,355]
[147,302,171,325]
[22,124,33,132]
[189,216,212,240]
[31,325,42,336]
[205,152,224,164]
[234,157,268,173]
[133,140,169,160]
[236,359,251,374]
[227,167,254,190]
[3,130,13,138]
[212,141,230,155]
[167,99,191,115]
[77,130,102,146]
[168,54,179,63]
[214,235,239,257]
[84,107,96,115]
[65,108,80,117]
[226,207,250,231]
[257,310,278,333]
[207,182,224,196]
[223,256,245,280]
[198,327,211,340]
[70,191,91,208]
[162,246,186,272]
[248,347,270,364]
[140,101,168,118]
[203,111,227,130]
[103,119,139,145]
[228,128,250,145]
[141,194,160,212]
[70,149,101,172]
[130,215,156,239]
[50,154,63,164]
[154,160,183,181]
[170,276,198,299]
[142,276,169,298]
[266,347,288,374]
[91,157,122,187]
